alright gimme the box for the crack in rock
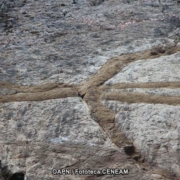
[1,45,180,179]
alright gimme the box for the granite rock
[0,0,180,179]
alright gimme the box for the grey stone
[0,0,180,179]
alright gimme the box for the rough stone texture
[102,101,180,177]
[1,97,176,179]
[0,98,108,179]
[0,88,17,96]
[0,0,180,179]
[0,98,106,145]
[103,88,180,96]
[105,52,180,84]
[0,0,180,85]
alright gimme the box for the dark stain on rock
[9,172,24,180]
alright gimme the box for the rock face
[0,0,180,179]
[101,51,180,177]
[102,101,180,176]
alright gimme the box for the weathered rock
[101,48,180,177]
[102,101,180,177]
[0,88,17,96]
[0,0,180,179]
[105,52,180,84]
[0,98,106,179]
[0,0,179,86]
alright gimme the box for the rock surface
[0,0,180,179]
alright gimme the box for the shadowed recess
[9,172,24,180]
